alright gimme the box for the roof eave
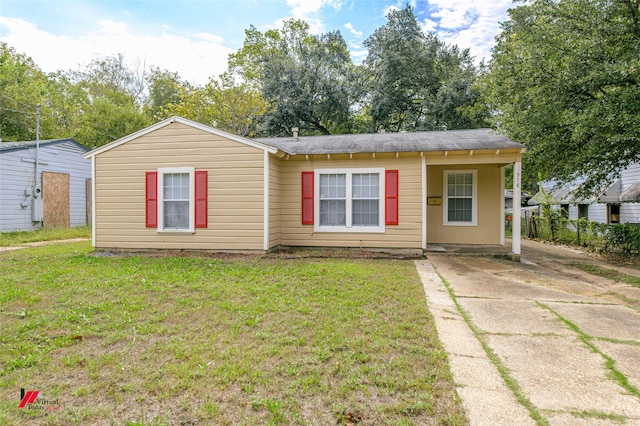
[275,146,526,157]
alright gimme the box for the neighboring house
[83,116,526,254]
[0,138,91,232]
[529,163,640,224]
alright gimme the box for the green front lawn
[0,226,91,247]
[0,242,465,425]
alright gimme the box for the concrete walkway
[417,240,640,425]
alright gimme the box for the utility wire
[0,92,37,111]
[0,107,34,115]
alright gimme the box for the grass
[0,242,466,425]
[563,410,626,423]
[568,262,640,288]
[0,226,91,247]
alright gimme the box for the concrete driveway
[417,239,640,425]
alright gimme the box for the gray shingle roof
[256,128,524,155]
[0,138,87,153]
[620,179,640,202]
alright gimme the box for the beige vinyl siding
[427,164,502,244]
[278,153,422,248]
[94,122,266,250]
[268,154,281,249]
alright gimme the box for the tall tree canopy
[64,54,150,147]
[0,47,152,147]
[229,19,355,136]
[2,7,487,145]
[481,0,640,194]
[144,66,190,120]
[160,74,270,137]
[363,6,486,132]
[0,43,58,141]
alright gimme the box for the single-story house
[529,163,640,224]
[0,138,91,231]
[83,116,526,254]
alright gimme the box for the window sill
[157,229,195,234]
[443,222,477,227]
[313,226,386,233]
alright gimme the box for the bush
[602,223,640,254]
[524,213,640,256]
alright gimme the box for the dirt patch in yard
[92,246,424,261]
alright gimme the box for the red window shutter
[301,171,314,225]
[194,170,208,228]
[145,171,158,228]
[385,170,399,225]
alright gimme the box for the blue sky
[0,0,514,85]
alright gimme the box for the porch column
[512,161,522,255]
[421,156,427,250]
[500,166,505,246]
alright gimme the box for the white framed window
[315,168,385,233]
[158,167,195,232]
[444,170,477,226]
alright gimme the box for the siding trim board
[91,156,96,246]
[421,156,427,250]
[263,151,269,251]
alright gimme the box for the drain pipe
[32,104,43,223]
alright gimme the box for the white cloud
[193,32,225,44]
[350,49,368,63]
[421,18,438,33]
[422,0,512,63]
[383,5,400,17]
[0,16,233,85]
[286,0,327,17]
[280,0,344,34]
[344,23,362,38]
[431,7,477,30]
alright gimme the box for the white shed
[0,138,91,231]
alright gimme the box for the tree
[363,6,486,132]
[0,43,57,141]
[161,74,270,137]
[71,54,146,106]
[144,66,189,120]
[229,20,355,136]
[64,54,150,147]
[481,0,640,195]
